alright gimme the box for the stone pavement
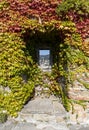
[0,95,89,130]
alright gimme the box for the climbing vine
[0,0,89,117]
[0,33,40,117]
[56,0,89,38]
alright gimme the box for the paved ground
[0,95,89,130]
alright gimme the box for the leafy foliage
[0,33,39,117]
[56,0,89,39]
[0,112,7,123]
[0,0,89,38]
[56,0,89,15]
[0,0,89,115]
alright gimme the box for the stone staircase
[1,72,89,130]
[14,73,67,130]
[15,96,68,130]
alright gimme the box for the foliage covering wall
[0,0,89,117]
[0,33,40,117]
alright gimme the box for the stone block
[22,97,54,114]
[13,122,37,130]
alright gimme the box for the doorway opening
[38,49,52,71]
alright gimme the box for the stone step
[21,96,66,115]
[0,120,69,130]
[1,120,89,130]
[15,113,68,130]
[1,95,89,130]
[17,113,65,125]
[0,121,39,130]
[34,86,51,97]
[14,96,67,129]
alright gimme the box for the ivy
[0,0,89,116]
[0,33,39,117]
[0,0,9,11]
[56,0,89,39]
[56,0,89,15]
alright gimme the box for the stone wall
[68,72,89,101]
[66,38,89,123]
[68,38,89,102]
